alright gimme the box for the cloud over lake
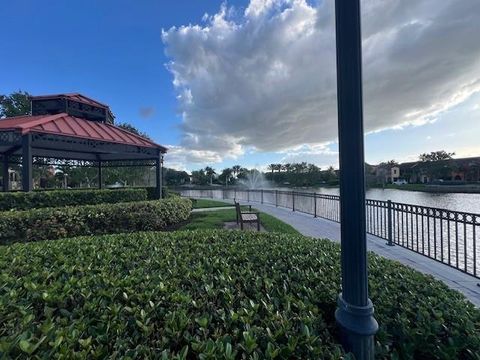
[162,0,480,163]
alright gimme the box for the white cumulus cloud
[162,0,480,163]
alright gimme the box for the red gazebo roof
[0,113,167,152]
[31,93,110,109]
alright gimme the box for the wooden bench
[234,201,260,231]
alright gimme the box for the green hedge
[0,188,148,211]
[0,231,478,358]
[0,197,191,244]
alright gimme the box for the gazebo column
[22,134,33,192]
[334,0,378,359]
[2,155,9,192]
[98,159,103,189]
[155,154,163,199]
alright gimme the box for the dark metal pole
[2,155,9,192]
[334,0,378,358]
[22,134,33,192]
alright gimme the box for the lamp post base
[335,294,378,360]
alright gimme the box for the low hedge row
[0,197,191,244]
[0,188,148,211]
[0,230,478,358]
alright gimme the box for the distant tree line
[265,162,338,186]
[187,163,339,187]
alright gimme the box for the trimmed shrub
[0,230,478,358]
[143,186,172,199]
[0,197,191,244]
[0,188,147,211]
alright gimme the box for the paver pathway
[191,198,480,306]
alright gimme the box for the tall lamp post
[334,0,378,359]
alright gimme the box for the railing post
[261,189,264,204]
[275,190,278,207]
[386,200,394,246]
[247,189,250,202]
[314,192,317,218]
[292,191,295,212]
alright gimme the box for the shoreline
[369,184,480,194]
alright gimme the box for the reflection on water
[296,187,480,214]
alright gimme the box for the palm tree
[204,166,216,185]
[221,167,233,186]
[283,163,292,172]
[232,165,242,177]
[268,164,276,174]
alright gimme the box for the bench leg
[241,221,244,230]
[257,220,260,231]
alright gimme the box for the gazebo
[0,93,167,198]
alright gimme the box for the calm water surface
[287,187,480,214]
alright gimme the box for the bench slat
[241,214,258,221]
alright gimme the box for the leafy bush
[0,197,191,244]
[0,230,478,359]
[0,188,147,211]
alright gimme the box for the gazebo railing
[180,188,480,279]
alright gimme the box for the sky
[1,0,479,172]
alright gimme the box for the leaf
[19,340,32,354]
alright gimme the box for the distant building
[377,156,480,184]
[370,163,401,184]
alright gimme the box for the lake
[288,187,480,215]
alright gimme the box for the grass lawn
[179,208,301,235]
[191,198,234,209]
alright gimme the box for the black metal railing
[181,188,480,279]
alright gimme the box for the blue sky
[0,0,233,146]
[1,0,479,172]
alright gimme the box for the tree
[165,168,190,186]
[236,167,249,180]
[204,166,216,185]
[191,169,208,185]
[232,165,242,177]
[0,91,31,118]
[218,167,233,186]
[116,122,151,140]
[268,164,276,174]
[419,151,455,162]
